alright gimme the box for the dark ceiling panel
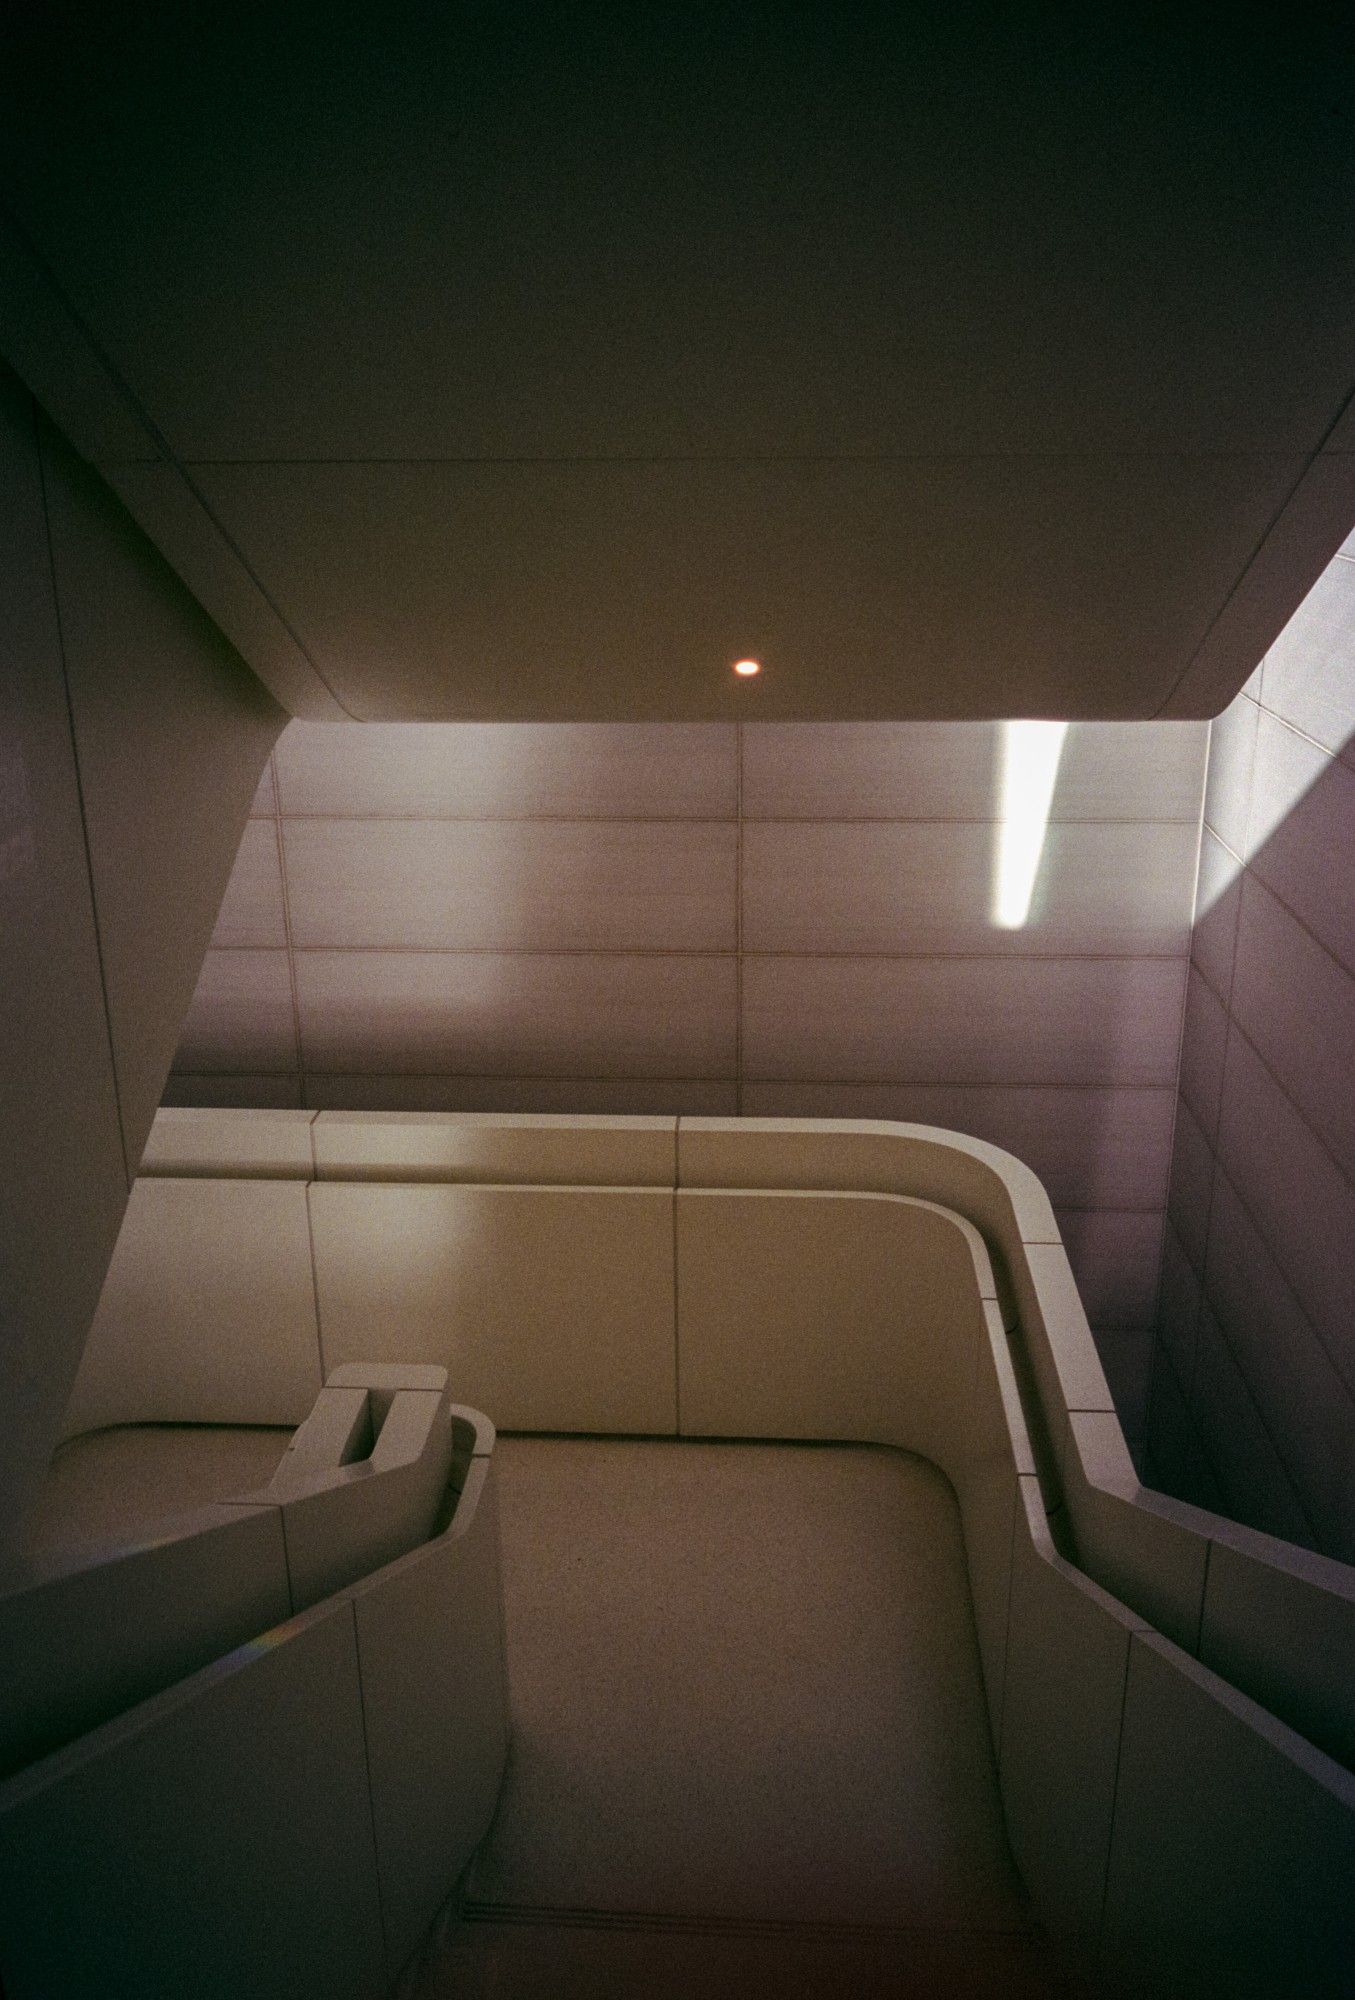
[5,9,1354,462]
[188,454,1307,721]
[2,7,1353,718]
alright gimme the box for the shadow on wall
[167,718,1201,1122]
[1149,545,1355,1565]
[164,711,1208,1454]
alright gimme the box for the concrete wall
[1149,536,1355,1564]
[0,363,282,1548]
[166,716,1205,1452]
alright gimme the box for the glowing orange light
[732,658,762,678]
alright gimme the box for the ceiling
[3,6,1354,721]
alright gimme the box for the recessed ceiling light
[732,658,762,678]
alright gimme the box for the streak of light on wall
[991,721,1069,929]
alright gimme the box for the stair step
[414,1905,1069,1999]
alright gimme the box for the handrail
[129,1107,1355,1772]
[675,1116,1355,1775]
[0,1401,506,1998]
[3,1367,472,1775]
[72,1106,1354,1989]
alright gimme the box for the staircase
[404,1437,1069,1999]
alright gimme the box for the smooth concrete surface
[65,1177,323,1436]
[169,445,1320,721]
[7,17,1355,725]
[999,1478,1148,1957]
[350,1453,509,1980]
[1101,1634,1355,1999]
[1196,1525,1355,1774]
[54,1109,1355,1990]
[37,417,283,1174]
[467,1436,1028,1931]
[1153,606,1355,1568]
[1014,1242,1120,1422]
[408,1918,1065,2000]
[1061,1412,1209,1654]
[675,1188,993,1468]
[27,1423,290,1561]
[97,453,346,721]
[0,1404,507,2000]
[241,1372,457,1613]
[309,1182,676,1433]
[677,1116,1062,1259]
[9,1376,469,1781]
[953,1298,1033,1753]
[184,715,1201,1406]
[181,712,1203,1429]
[139,1105,317,1178]
[282,816,737,952]
[0,1487,290,1781]
[0,366,143,1552]
[328,1361,452,1405]
[0,1598,386,2000]
[671,1120,1355,1760]
[274,720,739,818]
[312,1110,676,1187]
[675,1116,1355,1786]
[0,372,280,1548]
[95,1106,1355,1777]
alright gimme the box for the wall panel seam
[1202,1152,1355,1404]
[1095,1629,1137,1941]
[1149,375,1355,716]
[33,406,132,1189]
[264,808,1207,827]
[1145,718,1210,1449]
[272,753,308,1106]
[1190,1294,1322,1550]
[3,208,357,716]
[214,943,1196,963]
[304,1182,328,1381]
[1219,1011,1355,1200]
[1252,695,1355,767]
[346,1600,393,1972]
[734,722,744,1117]
[1237,855,1355,989]
[169,1072,1183,1104]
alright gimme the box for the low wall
[85,1111,1355,1764]
[0,1407,506,2000]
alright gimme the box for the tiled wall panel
[292,951,737,1079]
[740,955,1187,1087]
[171,718,1207,1447]
[176,950,297,1074]
[0,370,282,1541]
[740,720,1207,821]
[739,1082,1174,1212]
[275,720,738,819]
[1228,876,1355,1182]
[1148,540,1355,1564]
[283,819,738,952]
[742,821,1196,957]
[210,821,288,948]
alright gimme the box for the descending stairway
[11,1111,1350,1996]
[405,1437,1068,1999]
[420,1911,1063,1998]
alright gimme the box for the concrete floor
[34,1427,1064,1994]
[416,1913,1063,1999]
[415,1436,1060,1997]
